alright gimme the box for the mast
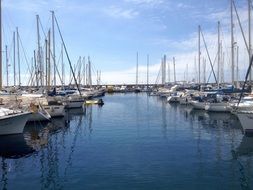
[85,63,88,86]
[163,55,166,84]
[82,57,85,86]
[45,38,48,88]
[5,45,8,86]
[36,15,42,86]
[51,11,56,87]
[168,56,170,83]
[0,0,2,90]
[88,56,92,88]
[61,43,65,87]
[248,0,252,82]
[173,57,176,83]
[17,27,21,87]
[47,30,51,89]
[220,42,224,83]
[217,21,221,88]
[78,56,81,85]
[231,0,235,85]
[198,25,201,84]
[194,56,197,82]
[13,31,16,86]
[136,52,138,87]
[34,50,38,87]
[203,58,206,84]
[236,45,239,86]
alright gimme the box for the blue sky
[2,0,250,85]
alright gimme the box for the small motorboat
[85,99,104,106]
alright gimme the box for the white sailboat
[0,108,31,135]
[190,100,206,110]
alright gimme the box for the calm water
[0,93,253,190]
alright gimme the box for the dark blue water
[0,93,252,190]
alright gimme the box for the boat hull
[28,110,51,122]
[0,112,31,135]
[66,100,84,108]
[237,112,253,133]
[190,101,206,110]
[43,105,66,117]
[205,102,231,112]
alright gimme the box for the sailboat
[0,1,32,135]
[234,0,253,134]
[0,107,31,135]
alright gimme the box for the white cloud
[104,6,139,19]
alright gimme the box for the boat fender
[30,103,38,113]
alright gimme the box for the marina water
[0,93,252,190]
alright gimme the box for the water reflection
[0,134,35,159]
[0,107,87,189]
[1,94,253,189]
[188,109,241,130]
[235,136,253,157]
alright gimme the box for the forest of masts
[141,0,253,87]
[0,9,102,90]
[0,0,252,89]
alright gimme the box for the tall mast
[198,25,201,84]
[34,50,38,87]
[61,43,65,87]
[51,11,56,87]
[248,0,252,82]
[45,38,48,88]
[82,56,85,86]
[163,55,166,84]
[203,58,206,84]
[47,30,51,89]
[136,52,138,86]
[231,0,235,85]
[13,31,16,86]
[168,56,170,83]
[17,27,21,87]
[36,15,41,86]
[5,45,8,86]
[78,56,81,85]
[236,45,239,85]
[173,57,176,83]
[0,0,2,90]
[88,56,92,88]
[217,21,221,88]
[194,56,197,82]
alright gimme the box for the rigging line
[200,28,218,84]
[38,16,48,41]
[232,0,250,55]
[54,15,81,96]
[18,32,32,75]
[155,63,162,85]
[45,32,65,87]
[207,51,218,83]
[69,58,80,84]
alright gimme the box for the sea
[0,93,252,190]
